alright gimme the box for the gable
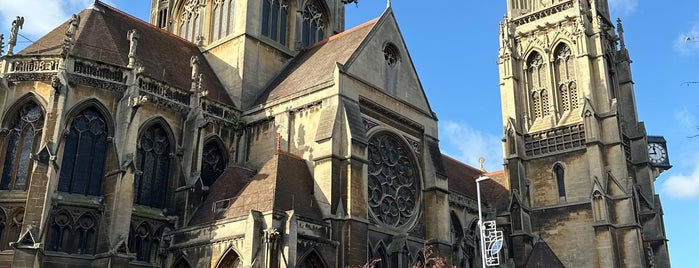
[343,9,432,115]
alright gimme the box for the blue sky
[0,0,696,266]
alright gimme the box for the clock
[647,143,667,165]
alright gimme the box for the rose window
[367,132,419,228]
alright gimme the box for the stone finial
[478,157,486,172]
[7,16,24,56]
[127,29,139,68]
[616,18,626,49]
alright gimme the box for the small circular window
[383,44,399,67]
[367,132,420,229]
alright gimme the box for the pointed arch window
[218,248,243,268]
[129,221,164,263]
[1,101,44,191]
[47,209,96,254]
[526,52,550,119]
[261,0,289,46]
[201,139,227,187]
[299,250,327,268]
[0,209,22,251]
[179,0,203,42]
[212,0,234,42]
[58,107,108,196]
[301,1,327,48]
[554,44,578,112]
[135,123,172,209]
[554,163,566,201]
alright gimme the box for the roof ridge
[301,17,380,51]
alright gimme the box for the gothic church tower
[149,0,346,109]
[498,0,670,267]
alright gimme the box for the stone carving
[7,16,24,56]
[367,132,419,229]
[127,29,139,68]
[62,14,80,57]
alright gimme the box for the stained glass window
[201,140,227,187]
[212,0,234,42]
[1,101,44,191]
[367,132,419,229]
[301,1,326,48]
[135,123,171,208]
[58,107,108,196]
[262,0,288,46]
[527,52,549,119]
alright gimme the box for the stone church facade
[0,0,670,268]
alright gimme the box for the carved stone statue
[127,29,139,68]
[67,14,80,38]
[190,55,200,82]
[7,16,24,56]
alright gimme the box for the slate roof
[191,152,321,225]
[19,1,234,106]
[254,18,379,105]
[525,238,566,268]
[481,170,510,211]
[443,155,510,211]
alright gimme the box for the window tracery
[0,208,23,251]
[212,0,234,41]
[367,132,420,229]
[179,0,203,42]
[218,248,243,267]
[135,123,172,209]
[201,139,227,187]
[58,107,108,196]
[129,220,166,264]
[47,209,97,254]
[262,0,289,46]
[1,101,44,191]
[301,1,326,48]
[554,44,578,112]
[384,44,399,67]
[526,52,550,119]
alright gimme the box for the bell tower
[148,0,347,109]
[498,0,670,267]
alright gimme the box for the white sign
[483,220,503,266]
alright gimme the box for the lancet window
[218,248,243,268]
[212,0,234,41]
[261,0,289,46]
[58,107,108,196]
[1,101,44,191]
[526,52,550,119]
[201,138,227,187]
[554,163,566,201]
[554,43,578,112]
[47,209,97,255]
[129,220,165,263]
[301,0,327,48]
[134,122,172,209]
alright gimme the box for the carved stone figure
[7,16,24,56]
[127,29,139,68]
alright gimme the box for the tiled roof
[481,170,510,211]
[443,154,482,200]
[19,1,234,106]
[191,152,321,225]
[254,18,379,105]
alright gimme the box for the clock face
[648,143,667,164]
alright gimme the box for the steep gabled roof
[254,18,378,105]
[19,1,234,106]
[191,152,321,225]
[443,154,482,200]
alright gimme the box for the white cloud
[608,0,638,16]
[662,161,699,199]
[439,121,503,172]
[674,20,699,56]
[674,108,698,133]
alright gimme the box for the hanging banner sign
[483,220,503,266]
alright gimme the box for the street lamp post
[476,176,491,268]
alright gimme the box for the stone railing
[137,76,191,107]
[72,59,126,83]
[202,99,237,123]
[512,1,574,26]
[6,56,61,73]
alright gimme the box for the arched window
[75,214,97,254]
[0,209,22,251]
[451,212,466,267]
[526,52,549,119]
[134,122,172,208]
[371,244,388,268]
[298,250,327,268]
[179,0,203,42]
[218,248,243,268]
[129,222,163,263]
[1,101,44,191]
[212,0,234,42]
[261,0,289,46]
[173,256,193,268]
[58,107,108,196]
[201,138,227,187]
[554,44,578,112]
[47,209,96,254]
[301,0,327,48]
[554,163,566,201]
[48,210,73,253]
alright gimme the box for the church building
[0,0,670,267]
